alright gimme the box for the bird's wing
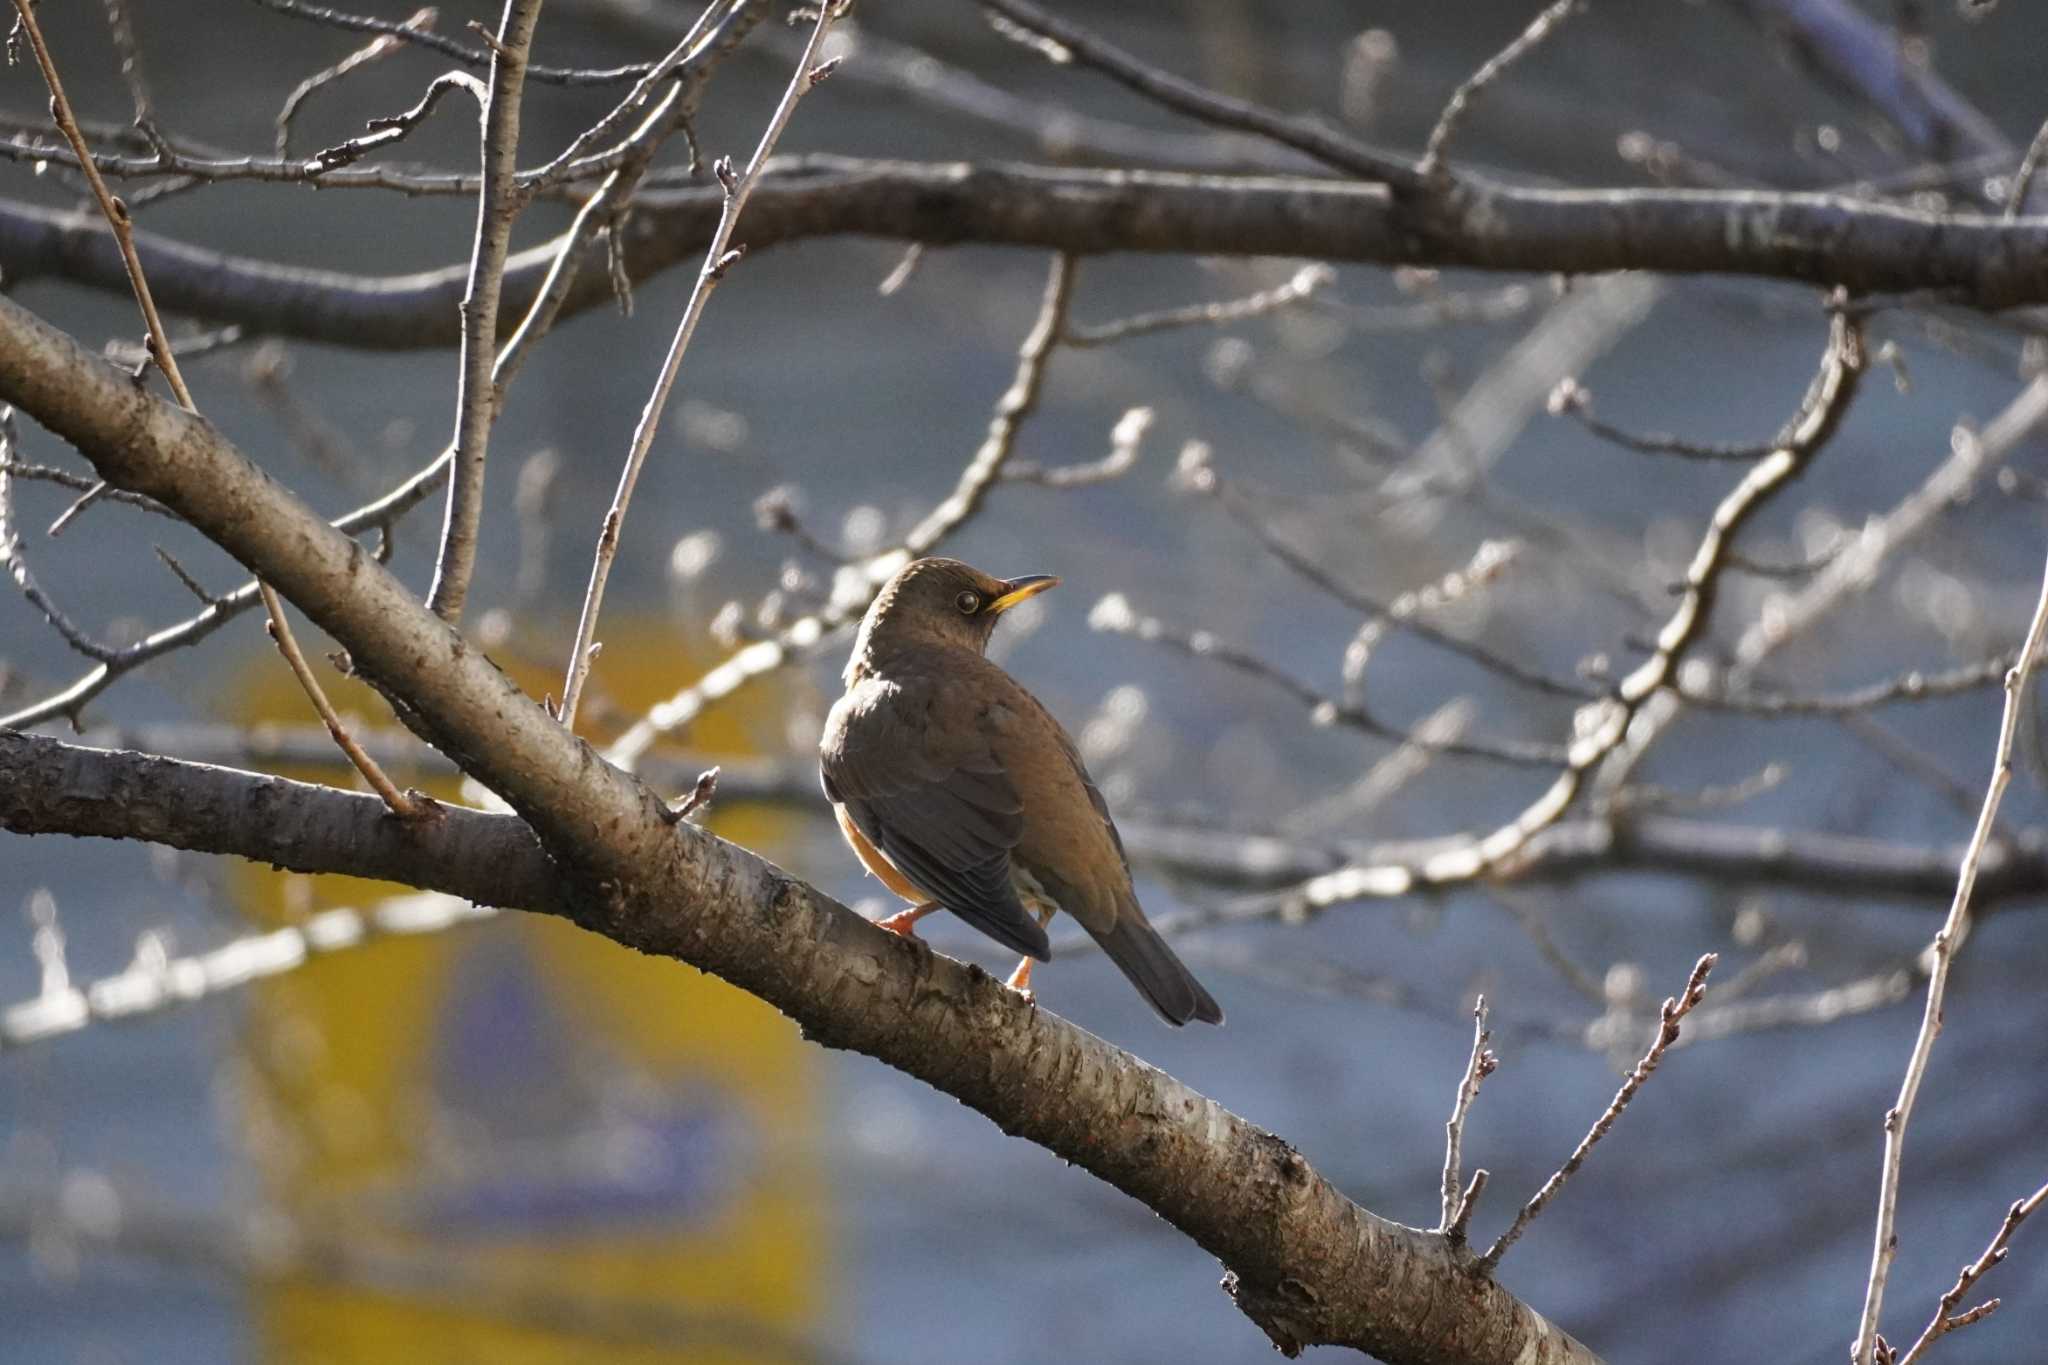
[995,695,1223,1026]
[821,681,1051,961]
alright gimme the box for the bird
[819,556,1223,1026]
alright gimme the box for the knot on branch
[1221,1268,1321,1358]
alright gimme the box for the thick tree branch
[0,292,1593,1364]
[7,162,2048,350]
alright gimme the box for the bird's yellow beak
[986,574,1060,614]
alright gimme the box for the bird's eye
[954,590,982,615]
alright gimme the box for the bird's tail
[1092,900,1224,1027]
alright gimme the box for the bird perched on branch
[819,556,1222,1026]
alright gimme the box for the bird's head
[846,557,1059,679]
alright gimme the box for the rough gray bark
[0,291,1599,1363]
[5,159,2048,350]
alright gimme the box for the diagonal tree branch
[0,277,1594,1364]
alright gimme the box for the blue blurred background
[5,2,2048,1361]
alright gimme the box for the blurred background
[4,1,2048,1360]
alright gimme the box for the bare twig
[0,445,442,731]
[308,68,484,172]
[2004,115,2048,221]
[1187,463,1592,700]
[7,0,418,815]
[1605,369,2048,818]
[1476,953,1716,1272]
[1289,305,1862,914]
[1548,377,1779,462]
[556,0,843,729]
[659,765,720,825]
[425,0,544,625]
[1062,264,1333,347]
[1677,964,1915,1045]
[99,0,165,147]
[1487,888,1607,1004]
[1,891,493,1050]
[275,5,435,159]
[1850,553,2048,1365]
[1681,656,2012,715]
[1420,0,1586,179]
[1439,996,1498,1242]
[1894,1179,2048,1365]
[1087,592,1568,768]
[1003,405,1151,487]
[599,248,1078,769]
[8,1,192,410]
[152,547,219,606]
[1,0,726,732]
[517,0,756,194]
[975,0,1418,189]
[256,583,431,818]
[2,411,124,664]
[250,0,648,86]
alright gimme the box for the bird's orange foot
[875,902,941,938]
[1004,957,1037,1002]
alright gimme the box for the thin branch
[1187,465,1594,700]
[556,0,843,728]
[1725,540,1845,580]
[1476,954,1716,1272]
[308,69,485,172]
[1062,263,1333,346]
[1439,996,1498,1241]
[1606,368,2048,828]
[2004,115,2048,221]
[1314,281,1543,332]
[1289,304,1863,915]
[249,0,650,86]
[1681,656,2012,714]
[2,413,122,664]
[1002,404,1150,487]
[1,891,493,1050]
[745,13,1288,174]
[659,765,720,825]
[1548,377,1780,462]
[1087,592,1569,768]
[153,546,220,606]
[0,443,442,731]
[1894,1179,2048,1365]
[603,250,1077,769]
[98,0,165,147]
[7,0,417,815]
[425,0,544,625]
[8,0,193,410]
[1851,553,2048,1365]
[257,583,431,818]
[275,5,434,159]
[974,0,1419,189]
[1419,0,1586,179]
[0,121,507,196]
[1676,964,1915,1045]
[1486,888,1608,1004]
[0,8,697,734]
[1287,699,1473,838]
[517,0,757,195]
